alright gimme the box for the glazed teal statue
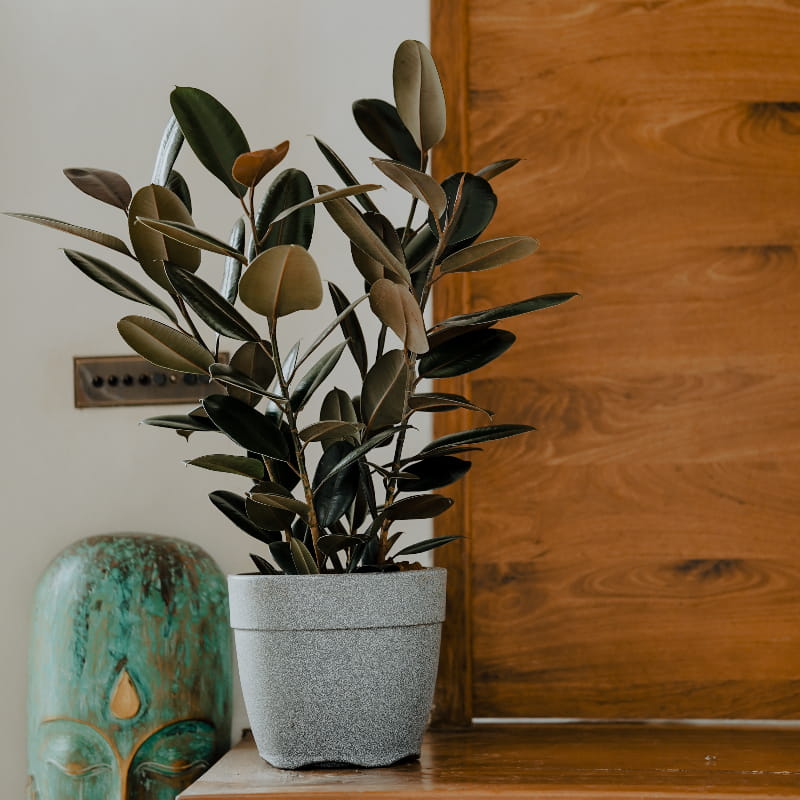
[28,534,232,799]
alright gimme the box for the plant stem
[268,317,322,565]
[174,295,211,353]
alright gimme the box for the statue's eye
[38,727,114,779]
[48,759,111,779]
[131,719,217,785]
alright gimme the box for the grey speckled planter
[228,568,446,769]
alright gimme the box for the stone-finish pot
[228,568,446,769]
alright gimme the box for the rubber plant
[9,40,575,575]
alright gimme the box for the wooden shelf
[179,723,800,799]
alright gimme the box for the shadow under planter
[228,568,446,769]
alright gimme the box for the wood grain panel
[432,0,800,721]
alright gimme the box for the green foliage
[11,40,576,575]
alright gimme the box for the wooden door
[432,0,800,724]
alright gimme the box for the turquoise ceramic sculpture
[27,534,232,799]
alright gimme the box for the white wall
[0,1,430,794]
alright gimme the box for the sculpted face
[28,536,232,800]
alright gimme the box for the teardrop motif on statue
[109,668,141,719]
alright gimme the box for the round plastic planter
[228,568,446,769]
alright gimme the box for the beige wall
[0,0,430,793]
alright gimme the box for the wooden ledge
[180,723,800,799]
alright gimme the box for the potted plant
[10,40,575,768]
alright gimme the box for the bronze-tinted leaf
[117,315,214,374]
[6,213,133,259]
[165,265,260,341]
[439,236,539,274]
[128,185,200,292]
[319,186,411,284]
[209,363,282,401]
[249,492,309,519]
[202,394,289,459]
[476,158,521,180]
[63,167,132,210]
[227,340,275,405]
[232,141,290,188]
[138,218,247,262]
[418,328,515,379]
[392,40,446,152]
[352,98,421,168]
[434,172,497,248]
[368,279,428,353]
[186,454,265,480]
[419,424,535,458]
[361,350,408,432]
[320,388,358,448]
[247,482,295,531]
[239,245,323,320]
[371,159,447,218]
[437,293,579,327]
[299,420,362,444]
[290,537,319,574]
[269,184,382,227]
[170,87,250,197]
[313,137,379,214]
[142,413,217,432]
[62,249,177,323]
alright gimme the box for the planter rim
[228,567,446,631]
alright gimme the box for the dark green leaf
[420,424,534,457]
[299,420,362,444]
[209,363,282,402]
[397,457,471,492]
[250,553,279,574]
[151,115,184,186]
[264,342,299,420]
[270,184,382,227]
[252,168,315,256]
[250,492,309,519]
[269,541,297,574]
[418,328,515,379]
[383,493,453,521]
[290,341,347,413]
[394,536,461,557]
[361,350,408,432]
[165,264,259,341]
[317,534,363,556]
[62,249,177,323]
[409,392,492,416]
[290,537,319,574]
[209,490,280,545]
[138,218,247,262]
[247,481,296,530]
[315,427,399,490]
[142,413,217,432]
[117,315,214,374]
[202,394,289,458]
[6,213,133,259]
[170,87,250,197]
[165,170,192,213]
[393,40,446,152]
[221,218,245,303]
[438,293,579,327]
[350,211,405,285]
[186,454,265,480]
[352,98,421,168]
[434,172,497,248]
[313,441,359,528]
[328,282,368,377]
[63,167,132,210]
[226,340,275,405]
[314,137,379,214]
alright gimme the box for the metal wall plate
[74,355,228,408]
